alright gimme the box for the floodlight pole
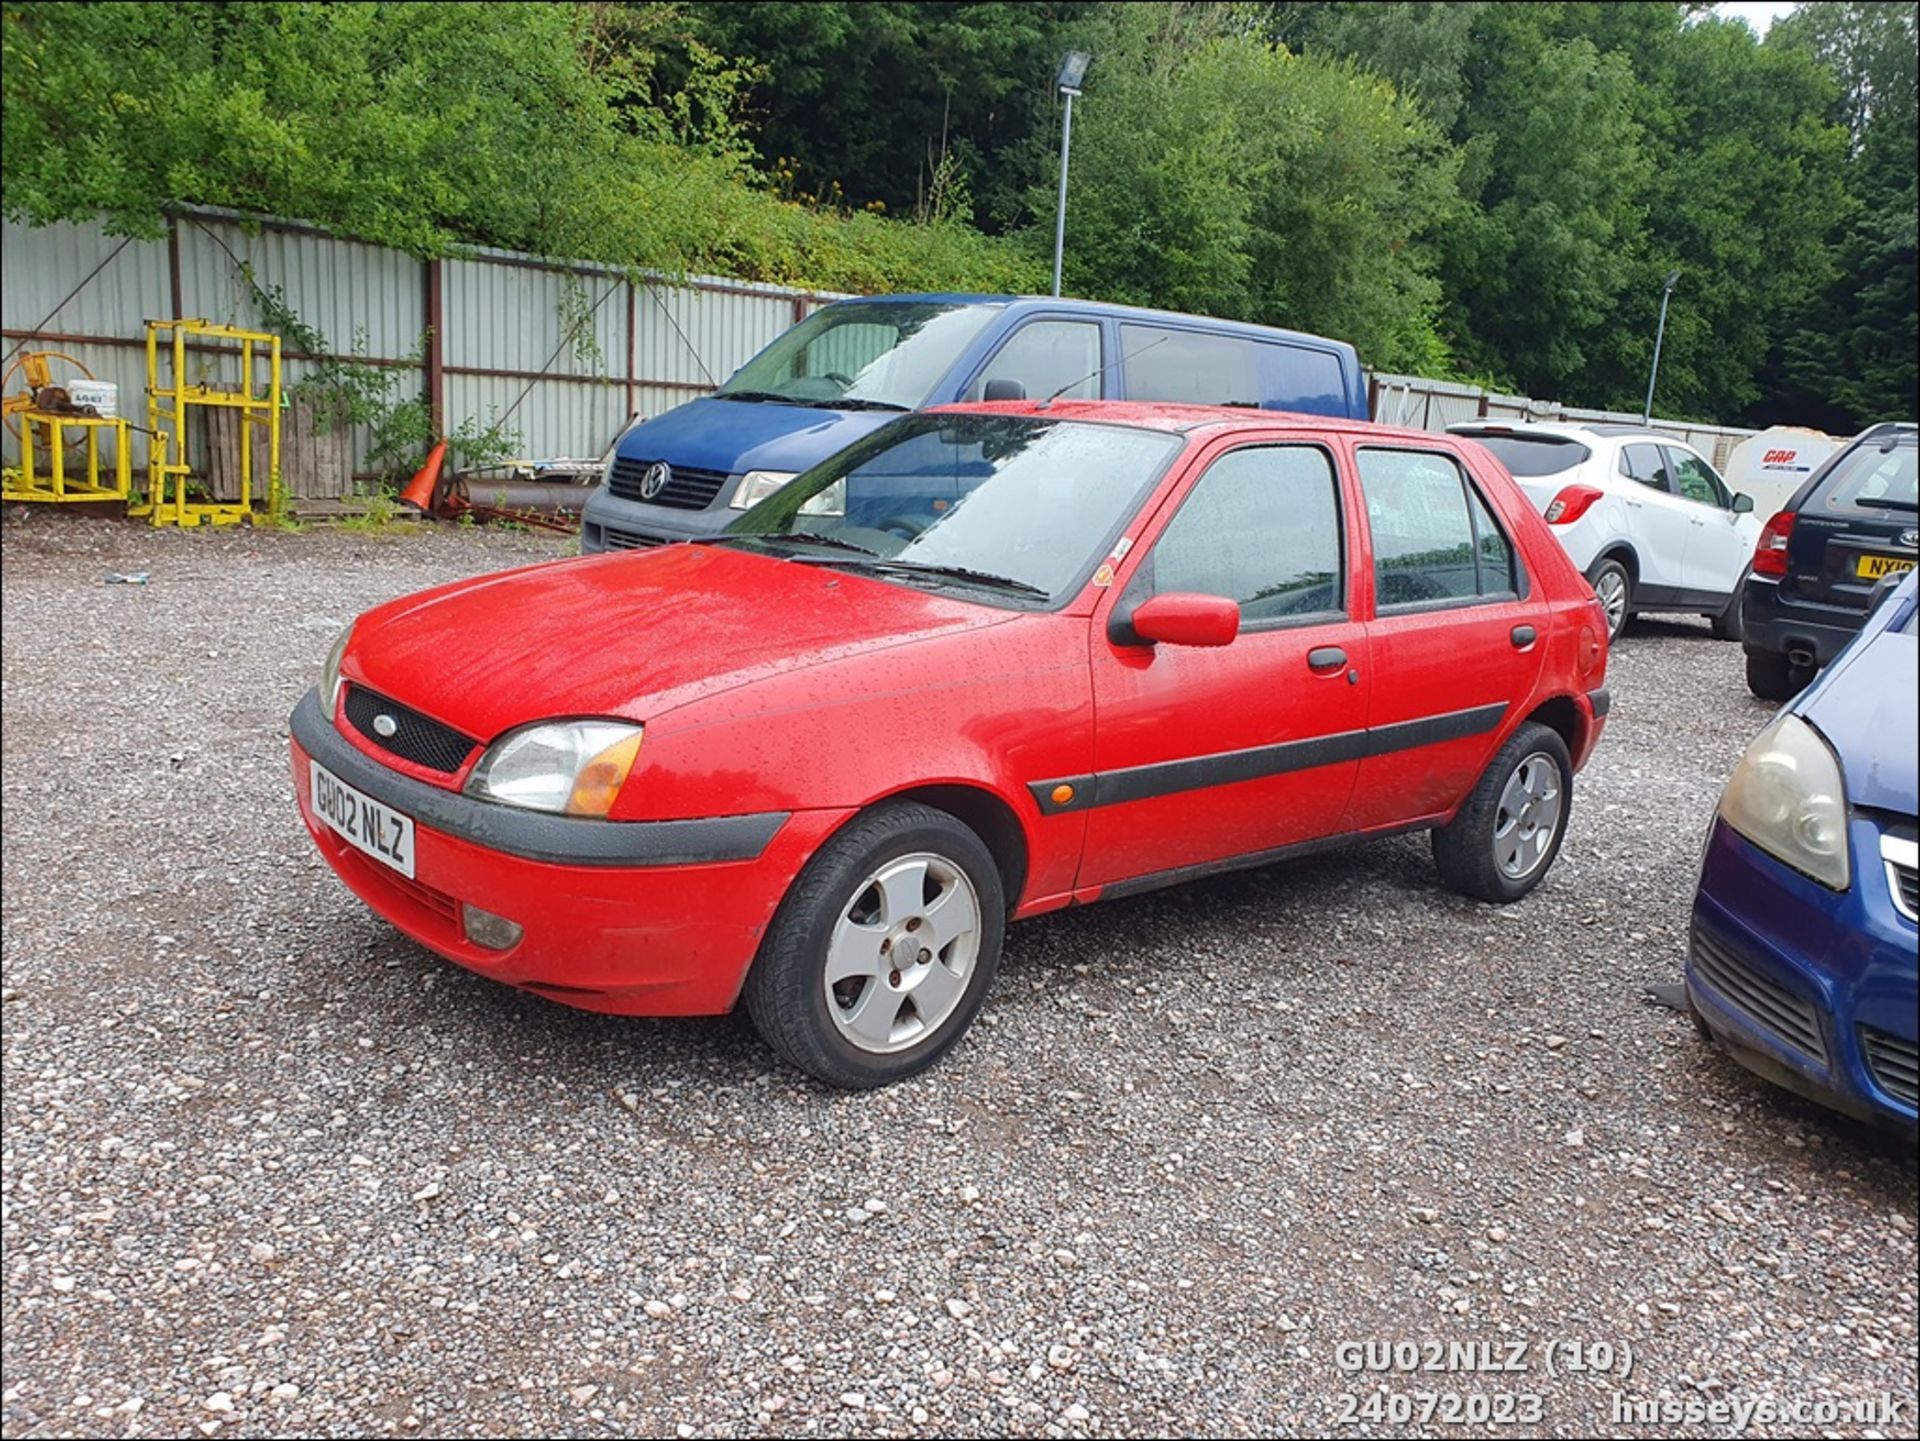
[1051,89,1076,298]
[1642,270,1680,424]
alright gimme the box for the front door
[1618,442,1691,591]
[1665,447,1757,598]
[1343,445,1547,829]
[1077,441,1369,890]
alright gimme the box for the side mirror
[1732,492,1755,514]
[982,378,1027,402]
[1129,592,1241,648]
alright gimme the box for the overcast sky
[1715,1,1800,36]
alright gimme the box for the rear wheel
[1432,722,1573,903]
[1587,558,1631,641]
[742,802,1004,1088]
[1743,645,1803,702]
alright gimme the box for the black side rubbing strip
[291,690,788,867]
[1028,701,1509,813]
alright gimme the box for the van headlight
[321,622,354,714]
[1717,713,1850,890]
[465,721,645,818]
[729,470,799,509]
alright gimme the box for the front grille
[606,457,729,510]
[1860,1026,1919,1106]
[343,685,478,776]
[1690,927,1827,1063]
[602,526,664,551]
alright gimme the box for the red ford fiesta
[291,403,1610,1086]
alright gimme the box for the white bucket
[65,379,118,418]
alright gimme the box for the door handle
[1624,498,1643,509]
[1510,625,1537,648]
[1307,646,1347,673]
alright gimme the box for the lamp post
[1642,270,1680,424]
[1051,50,1091,298]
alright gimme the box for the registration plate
[309,759,415,878]
[1856,553,1916,580]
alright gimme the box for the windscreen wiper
[1856,497,1918,511]
[716,390,793,404]
[785,396,910,412]
[756,531,884,556]
[859,561,1051,600]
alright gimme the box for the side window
[1120,324,1260,407]
[974,321,1101,402]
[1358,449,1515,608]
[1147,446,1344,624]
[1265,345,1346,417]
[1667,449,1729,508]
[1620,443,1670,491]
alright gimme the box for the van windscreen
[718,301,1001,411]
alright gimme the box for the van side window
[1266,346,1347,416]
[975,321,1101,402]
[1146,446,1344,624]
[1119,324,1260,407]
[1358,449,1516,609]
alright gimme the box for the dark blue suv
[1689,573,1917,1133]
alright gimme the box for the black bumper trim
[1588,687,1611,719]
[290,690,788,867]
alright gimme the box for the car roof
[825,293,1357,355]
[929,398,1456,444]
[1448,419,1668,444]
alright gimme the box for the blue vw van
[580,294,1368,551]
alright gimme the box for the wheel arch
[1520,693,1589,766]
[864,781,1030,913]
[1590,542,1639,582]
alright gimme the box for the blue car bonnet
[1795,573,1918,816]
[615,396,899,476]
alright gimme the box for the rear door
[1078,438,1369,888]
[1617,442,1690,591]
[1664,446,1756,598]
[1342,444,1547,830]
[1785,430,1919,606]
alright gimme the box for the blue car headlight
[1717,713,1850,891]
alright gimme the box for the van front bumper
[580,486,735,553]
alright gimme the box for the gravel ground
[3,513,1915,1440]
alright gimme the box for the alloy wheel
[1494,751,1563,880]
[823,852,982,1054]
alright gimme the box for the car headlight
[465,721,645,818]
[321,622,354,714]
[1717,712,1850,890]
[729,470,799,510]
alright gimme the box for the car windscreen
[1818,434,1917,515]
[716,301,1002,411]
[1463,434,1592,477]
[724,414,1183,607]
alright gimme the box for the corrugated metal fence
[1368,373,1756,468]
[1,207,846,490]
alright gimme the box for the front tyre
[1431,722,1573,903]
[743,802,1004,1088]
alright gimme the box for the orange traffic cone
[399,439,447,513]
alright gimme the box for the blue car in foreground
[1688,572,1918,1134]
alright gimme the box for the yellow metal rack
[2,413,136,503]
[141,318,282,527]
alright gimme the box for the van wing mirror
[982,378,1027,403]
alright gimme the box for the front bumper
[1740,575,1867,668]
[1686,816,1918,1133]
[580,486,734,553]
[289,690,851,1015]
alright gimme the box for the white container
[64,379,118,418]
[1724,425,1840,519]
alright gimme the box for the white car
[1449,421,1762,641]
